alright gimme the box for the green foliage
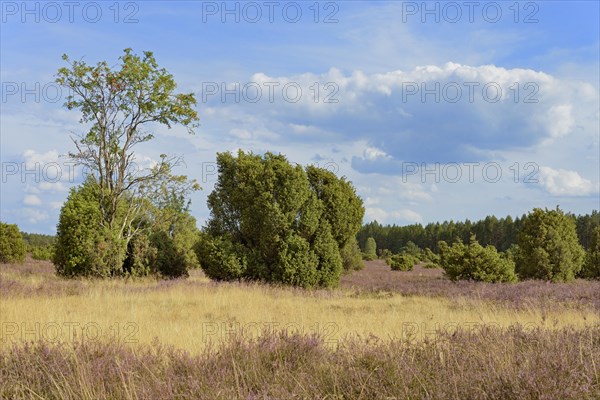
[580,226,600,279]
[30,245,54,261]
[421,247,440,264]
[21,232,55,248]
[516,208,585,282]
[55,49,200,279]
[439,236,517,283]
[56,179,199,279]
[358,211,597,256]
[363,237,377,261]
[0,222,26,264]
[54,180,127,277]
[197,151,364,288]
[340,237,364,271]
[401,241,422,260]
[387,253,416,271]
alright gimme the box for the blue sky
[1,1,599,234]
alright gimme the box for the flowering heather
[341,260,600,311]
[1,326,598,399]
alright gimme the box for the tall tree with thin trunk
[56,49,200,246]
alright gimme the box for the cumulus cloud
[23,195,42,206]
[365,207,423,224]
[201,63,597,175]
[537,166,598,197]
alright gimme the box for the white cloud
[23,195,42,206]
[364,147,390,161]
[22,208,48,224]
[538,166,597,196]
[365,207,423,224]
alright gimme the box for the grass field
[1,258,599,399]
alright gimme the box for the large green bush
[0,222,26,264]
[54,180,127,277]
[579,226,600,279]
[439,236,517,283]
[516,207,585,282]
[55,179,198,278]
[197,151,364,288]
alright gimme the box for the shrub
[379,249,393,260]
[420,247,440,264]
[340,237,364,271]
[54,180,127,278]
[0,222,26,264]
[401,241,422,260]
[516,207,585,282]
[363,237,377,261]
[439,236,517,283]
[387,253,416,271]
[30,245,54,261]
[580,226,600,279]
[197,151,364,288]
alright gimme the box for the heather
[1,326,598,400]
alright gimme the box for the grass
[1,259,598,353]
[1,258,599,399]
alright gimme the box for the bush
[0,222,26,264]
[401,241,422,260]
[516,207,585,282]
[387,253,416,271]
[54,180,127,278]
[439,236,517,283]
[379,249,392,260]
[340,237,364,271]
[30,245,54,261]
[580,226,600,279]
[197,151,364,288]
[421,247,440,264]
[363,237,377,261]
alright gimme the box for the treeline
[358,211,599,254]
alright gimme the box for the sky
[1,0,599,234]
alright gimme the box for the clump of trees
[53,49,200,278]
[0,222,26,264]
[195,151,364,288]
[516,207,585,282]
[439,235,517,283]
[358,211,598,254]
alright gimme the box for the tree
[516,207,585,282]
[363,237,377,261]
[0,223,26,264]
[55,49,199,272]
[438,236,517,283]
[197,151,364,288]
[580,226,600,279]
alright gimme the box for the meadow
[1,258,599,399]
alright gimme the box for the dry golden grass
[1,260,598,354]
